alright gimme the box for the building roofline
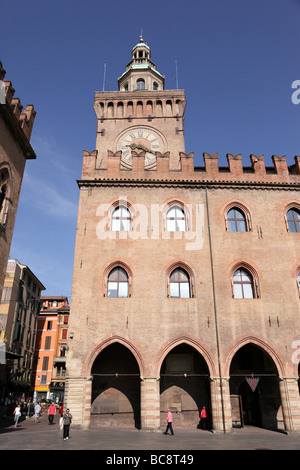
[0,103,36,159]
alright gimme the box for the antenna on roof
[102,63,107,92]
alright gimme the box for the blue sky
[1,0,300,299]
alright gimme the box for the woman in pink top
[163,409,174,435]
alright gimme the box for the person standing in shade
[48,402,56,425]
[63,408,73,440]
[200,406,207,430]
[163,408,174,435]
[59,402,64,430]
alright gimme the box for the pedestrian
[59,402,64,430]
[200,406,207,430]
[63,408,73,440]
[13,403,21,428]
[163,408,174,435]
[59,402,64,417]
[34,403,41,423]
[22,401,28,419]
[48,402,56,425]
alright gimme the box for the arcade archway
[91,343,141,428]
[160,344,211,429]
[229,343,283,431]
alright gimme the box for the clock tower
[93,35,186,171]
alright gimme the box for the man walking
[48,402,56,425]
[63,408,73,440]
[163,408,174,435]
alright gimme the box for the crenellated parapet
[80,148,300,186]
[0,61,36,143]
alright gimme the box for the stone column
[210,376,232,433]
[140,377,160,431]
[279,377,300,432]
[64,375,92,429]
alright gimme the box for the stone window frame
[107,199,135,232]
[103,261,133,298]
[136,78,145,90]
[162,200,191,233]
[224,201,252,232]
[166,262,195,299]
[230,262,260,299]
[284,202,300,233]
[0,164,11,229]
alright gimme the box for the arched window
[153,82,158,90]
[286,208,300,233]
[166,206,186,232]
[112,206,131,231]
[107,267,129,298]
[0,168,9,222]
[232,268,254,299]
[169,268,190,298]
[137,79,145,90]
[227,207,247,232]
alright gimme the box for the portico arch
[154,337,217,429]
[83,337,144,429]
[226,337,285,431]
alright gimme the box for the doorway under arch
[160,344,211,429]
[91,343,141,428]
[229,343,283,431]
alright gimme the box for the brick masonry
[64,40,300,432]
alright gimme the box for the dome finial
[139,28,143,42]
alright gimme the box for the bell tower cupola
[93,36,186,171]
[118,35,165,92]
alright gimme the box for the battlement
[80,149,300,186]
[0,61,36,142]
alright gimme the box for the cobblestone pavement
[0,412,299,453]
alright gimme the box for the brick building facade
[65,38,300,432]
[0,61,36,303]
[33,296,69,403]
[0,259,45,401]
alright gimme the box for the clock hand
[126,142,155,154]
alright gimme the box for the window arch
[232,268,254,298]
[231,264,259,299]
[227,208,247,232]
[285,207,300,233]
[107,266,129,298]
[225,203,251,232]
[166,262,195,298]
[163,201,190,232]
[111,205,131,232]
[166,205,186,232]
[137,79,145,90]
[0,167,9,225]
[169,268,190,298]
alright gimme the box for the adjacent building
[0,61,36,303]
[32,296,69,403]
[0,259,45,402]
[64,37,300,432]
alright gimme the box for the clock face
[117,127,164,167]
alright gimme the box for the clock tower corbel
[93,36,186,172]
